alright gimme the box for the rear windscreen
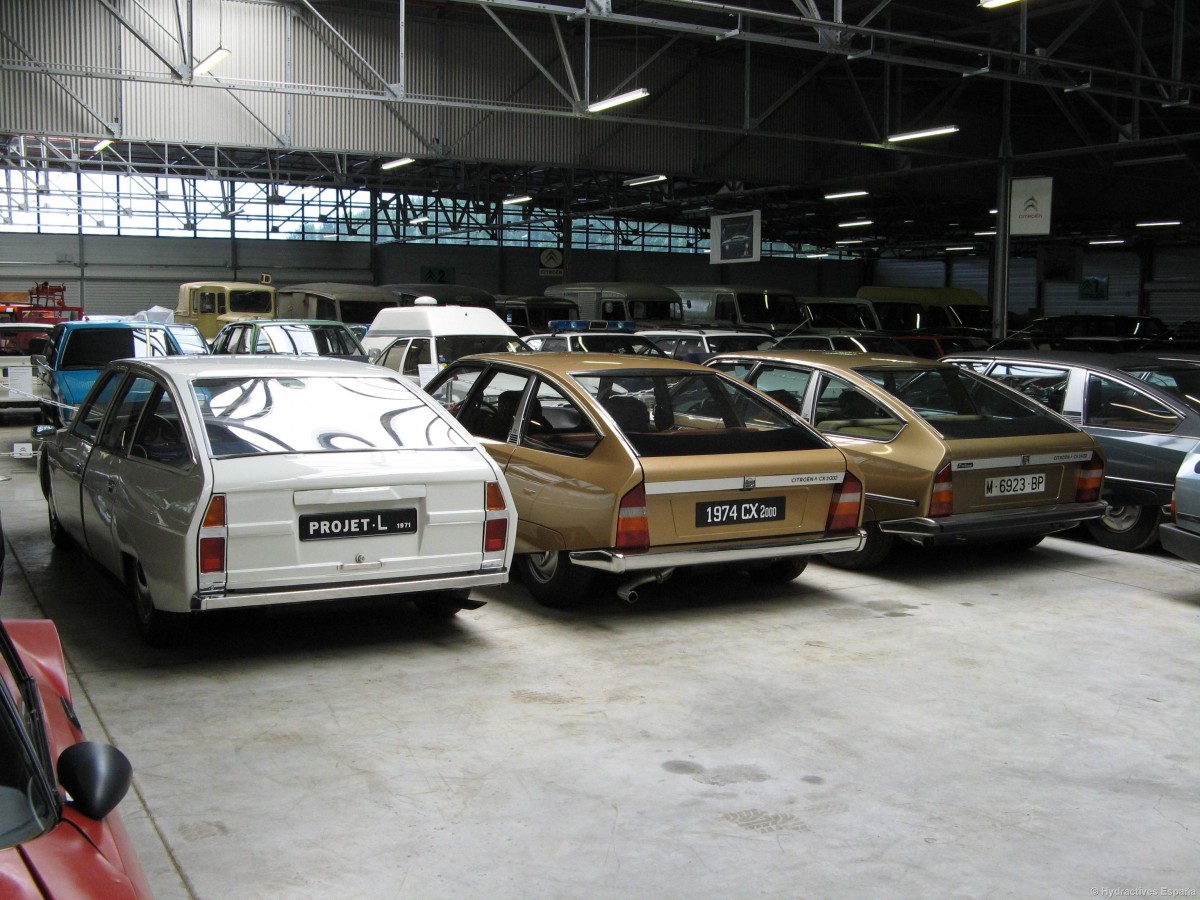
[855,366,1077,440]
[572,370,828,457]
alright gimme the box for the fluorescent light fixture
[92,138,113,152]
[837,219,874,228]
[193,47,231,76]
[887,125,959,142]
[805,253,829,259]
[586,88,649,113]
[980,0,1024,7]
[1089,239,1125,245]
[824,190,868,200]
[408,216,430,225]
[974,230,997,236]
[1136,220,1182,227]
[836,239,865,245]
[502,195,532,205]
[623,174,667,187]
[945,246,975,251]
[381,157,416,170]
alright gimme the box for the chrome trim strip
[569,531,865,573]
[192,570,507,611]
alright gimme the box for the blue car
[34,321,184,426]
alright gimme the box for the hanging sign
[1009,177,1053,236]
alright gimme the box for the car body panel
[424,353,865,576]
[0,619,151,898]
[707,350,1106,542]
[1159,449,1200,564]
[38,356,515,625]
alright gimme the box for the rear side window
[985,363,1069,413]
[1085,374,1180,434]
[572,371,827,457]
[59,330,135,369]
[813,375,904,441]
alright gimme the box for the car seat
[601,395,652,433]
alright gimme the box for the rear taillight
[1074,452,1104,503]
[825,472,863,532]
[929,463,953,518]
[1169,493,1177,523]
[199,494,226,576]
[615,483,650,553]
[484,482,508,553]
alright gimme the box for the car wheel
[748,557,809,583]
[517,551,595,608]
[1085,504,1161,552]
[46,484,73,549]
[128,559,189,647]
[821,523,894,570]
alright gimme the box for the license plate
[299,508,417,541]
[984,473,1046,497]
[696,496,786,527]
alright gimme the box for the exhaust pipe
[617,568,675,603]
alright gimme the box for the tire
[821,523,895,570]
[1085,504,1161,552]
[517,551,595,608]
[46,484,73,549]
[128,559,189,647]
[749,557,809,583]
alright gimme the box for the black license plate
[299,508,417,541]
[696,496,786,527]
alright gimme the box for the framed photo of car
[710,211,761,264]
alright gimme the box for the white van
[364,305,527,385]
[671,284,807,332]
[543,282,683,324]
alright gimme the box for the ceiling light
[887,125,959,143]
[824,190,868,200]
[503,195,532,205]
[586,88,649,113]
[92,138,113,152]
[408,216,430,225]
[805,253,829,259]
[980,0,1024,8]
[624,174,667,187]
[381,157,416,170]
[193,47,231,76]
[974,230,997,236]
[837,219,874,228]
[836,239,865,245]
[945,246,975,251]
[1089,239,1125,245]
[1136,220,1182,227]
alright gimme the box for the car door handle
[107,478,115,492]
[74,462,82,473]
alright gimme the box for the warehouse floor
[1,412,1197,899]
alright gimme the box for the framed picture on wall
[711,211,761,264]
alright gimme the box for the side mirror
[31,424,55,440]
[367,347,381,362]
[56,741,133,820]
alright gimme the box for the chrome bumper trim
[877,500,1108,539]
[569,531,865,574]
[192,570,508,611]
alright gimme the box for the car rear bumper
[878,500,1108,541]
[192,568,506,611]
[568,531,865,574]
[1159,522,1200,565]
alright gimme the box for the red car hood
[0,812,144,900]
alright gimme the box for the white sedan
[34,356,515,645]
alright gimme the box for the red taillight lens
[825,472,863,532]
[1074,452,1104,503]
[615,483,650,553]
[929,463,953,518]
[199,537,225,574]
[199,495,227,574]
[483,482,508,553]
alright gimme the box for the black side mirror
[31,424,55,440]
[56,741,133,820]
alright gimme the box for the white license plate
[984,473,1046,497]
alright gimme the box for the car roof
[59,320,172,331]
[944,349,1187,369]
[225,319,347,327]
[638,328,765,337]
[710,349,948,370]
[113,355,386,379]
[452,351,715,376]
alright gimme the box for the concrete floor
[0,411,1198,899]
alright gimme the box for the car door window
[403,339,432,377]
[750,364,812,414]
[378,340,410,373]
[456,370,534,441]
[71,371,125,443]
[130,384,192,467]
[522,379,599,457]
[97,375,157,455]
[813,374,902,440]
[1085,374,1180,434]
[985,363,1069,413]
